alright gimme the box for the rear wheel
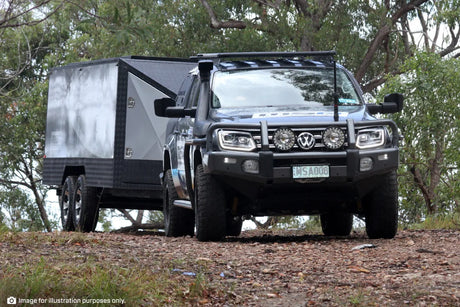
[60,176,76,231]
[194,165,226,241]
[72,175,99,232]
[320,211,353,236]
[163,169,195,237]
[364,171,398,239]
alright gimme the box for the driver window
[187,77,200,108]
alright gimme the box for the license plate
[292,165,329,179]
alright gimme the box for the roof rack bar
[191,51,336,59]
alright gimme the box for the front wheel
[194,165,227,241]
[72,175,99,232]
[320,212,353,236]
[163,169,194,237]
[364,171,398,239]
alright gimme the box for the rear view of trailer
[43,56,196,231]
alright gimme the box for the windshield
[211,68,361,109]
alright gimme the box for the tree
[198,0,460,92]
[383,52,459,221]
[0,1,70,232]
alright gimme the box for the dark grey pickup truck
[155,51,403,241]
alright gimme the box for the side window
[177,76,193,107]
[186,77,200,108]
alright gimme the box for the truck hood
[209,105,374,123]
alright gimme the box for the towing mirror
[154,97,176,117]
[154,97,196,118]
[367,93,404,115]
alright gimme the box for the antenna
[333,60,339,122]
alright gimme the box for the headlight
[218,130,256,152]
[356,128,385,149]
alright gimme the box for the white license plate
[292,165,329,179]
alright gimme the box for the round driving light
[273,128,295,151]
[322,127,345,150]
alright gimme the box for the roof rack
[191,51,336,60]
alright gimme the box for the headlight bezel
[356,127,386,149]
[217,130,257,152]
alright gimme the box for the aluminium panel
[124,72,170,161]
[45,62,118,159]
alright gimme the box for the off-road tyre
[320,212,353,236]
[194,165,226,241]
[226,216,243,237]
[364,171,398,239]
[60,176,76,231]
[72,175,99,232]
[163,169,195,237]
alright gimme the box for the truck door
[173,76,200,199]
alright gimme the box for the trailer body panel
[43,57,196,196]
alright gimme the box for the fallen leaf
[349,265,370,273]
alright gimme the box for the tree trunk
[22,159,52,232]
[250,216,280,229]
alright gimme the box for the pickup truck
[155,51,403,241]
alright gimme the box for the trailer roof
[120,58,196,98]
[50,56,197,98]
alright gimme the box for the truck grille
[252,127,349,152]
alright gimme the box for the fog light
[242,160,259,174]
[360,157,373,172]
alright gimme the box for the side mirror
[154,97,197,118]
[154,97,176,117]
[367,93,404,114]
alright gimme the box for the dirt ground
[2,229,460,306]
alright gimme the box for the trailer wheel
[364,171,398,239]
[72,175,99,232]
[60,176,76,231]
[320,212,353,236]
[163,169,194,237]
[194,165,226,241]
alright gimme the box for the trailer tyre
[364,171,398,239]
[163,169,195,237]
[194,165,226,241]
[320,212,353,236]
[72,175,99,232]
[60,176,76,231]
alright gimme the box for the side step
[173,200,193,210]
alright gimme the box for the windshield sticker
[338,98,358,104]
[252,111,349,118]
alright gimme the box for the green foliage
[382,52,460,222]
[409,213,460,230]
[0,253,218,306]
[0,189,45,231]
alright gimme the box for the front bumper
[206,147,398,184]
[197,118,400,184]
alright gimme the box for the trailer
[43,56,196,231]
